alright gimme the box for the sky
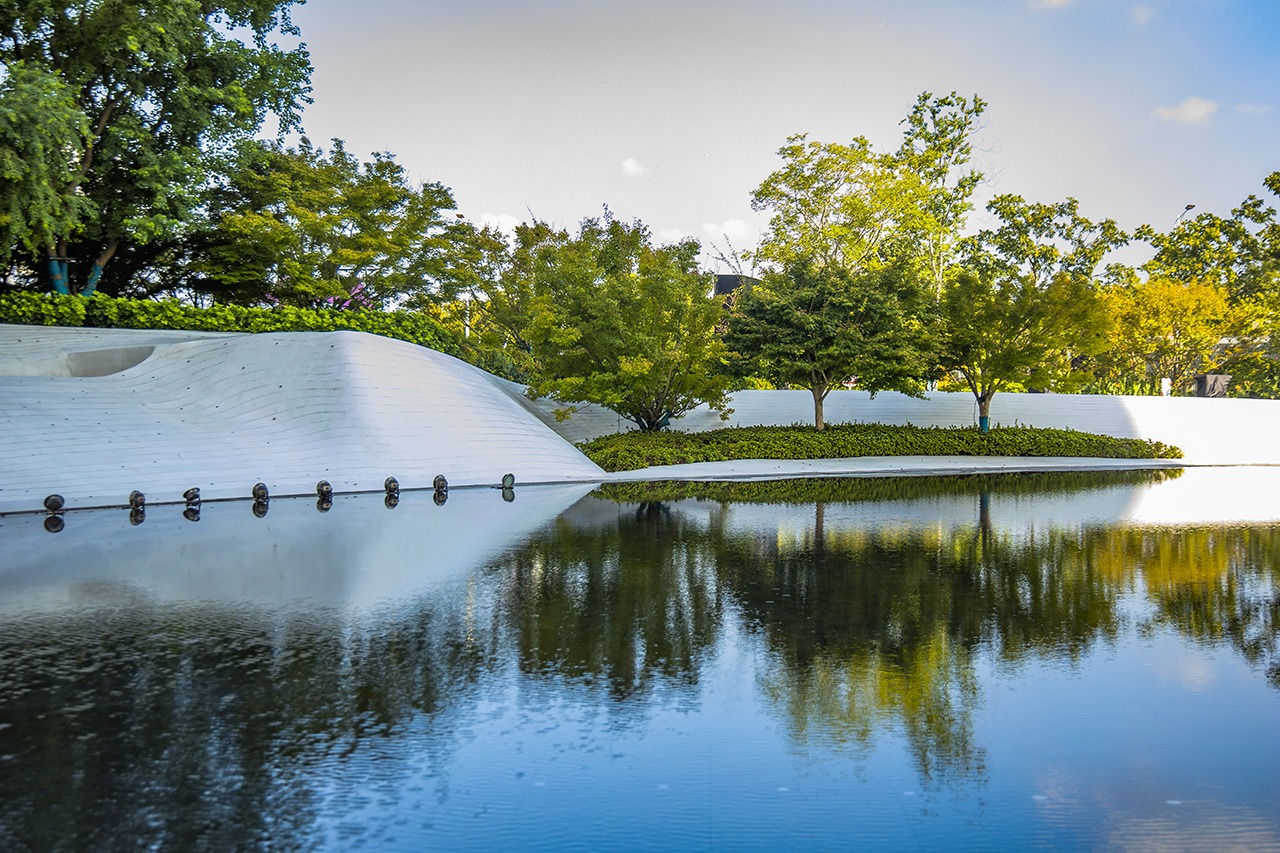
[287,0,1280,271]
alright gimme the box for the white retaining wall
[537,388,1280,465]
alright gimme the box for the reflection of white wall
[541,389,1280,466]
[0,327,603,512]
[645,468,1280,535]
[0,483,596,613]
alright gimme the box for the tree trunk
[811,384,826,431]
[977,393,993,433]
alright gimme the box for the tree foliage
[511,215,732,431]
[939,272,1109,429]
[0,0,312,294]
[180,138,470,308]
[750,92,985,286]
[724,262,933,429]
[1091,279,1234,396]
[959,195,1129,287]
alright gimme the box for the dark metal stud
[384,476,399,496]
[433,474,448,493]
[183,487,201,504]
[252,501,269,518]
[316,497,332,513]
[129,508,146,526]
[252,482,269,502]
[433,490,448,506]
[44,515,65,533]
[384,494,399,510]
[501,487,515,503]
[44,494,65,513]
[501,473,515,489]
[128,490,146,510]
[316,480,333,499]
[183,505,201,522]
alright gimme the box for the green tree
[1093,278,1234,395]
[519,215,732,431]
[939,272,1109,431]
[0,62,93,278]
[750,92,985,287]
[959,195,1129,287]
[0,0,312,295]
[724,262,934,429]
[181,138,468,308]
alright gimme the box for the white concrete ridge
[0,325,603,513]
[540,388,1280,466]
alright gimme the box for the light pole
[1174,203,1195,226]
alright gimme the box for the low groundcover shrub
[578,423,1182,472]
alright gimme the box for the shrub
[577,423,1183,472]
[0,292,461,356]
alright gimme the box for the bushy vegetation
[0,291,460,355]
[578,423,1182,472]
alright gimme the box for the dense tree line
[3,3,1278,429]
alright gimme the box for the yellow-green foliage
[0,291,460,355]
[578,423,1182,472]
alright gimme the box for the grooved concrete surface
[0,326,603,513]
[538,388,1280,465]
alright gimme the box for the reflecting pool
[2,469,1279,851]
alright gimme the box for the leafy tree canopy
[177,138,470,308]
[0,0,312,294]
[939,271,1109,430]
[724,262,934,429]
[515,214,732,431]
[750,91,985,287]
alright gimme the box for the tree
[939,272,1109,431]
[1093,279,1234,395]
[180,138,469,308]
[724,262,934,429]
[0,0,312,295]
[518,215,732,431]
[1139,173,1279,300]
[0,63,92,276]
[959,195,1129,287]
[749,92,985,284]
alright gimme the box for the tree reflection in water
[1,470,1278,849]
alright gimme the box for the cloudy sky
[290,0,1278,270]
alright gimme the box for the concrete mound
[0,326,603,513]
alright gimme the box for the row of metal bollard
[39,473,517,532]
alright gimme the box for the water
[1,470,1278,851]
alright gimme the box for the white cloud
[621,157,645,176]
[1129,4,1156,25]
[477,212,522,235]
[654,227,695,245]
[701,219,757,247]
[1235,103,1275,116]
[1152,96,1218,125]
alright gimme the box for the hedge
[0,291,461,356]
[578,423,1183,472]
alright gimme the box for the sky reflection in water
[1,470,1278,851]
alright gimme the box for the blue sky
[290,0,1279,269]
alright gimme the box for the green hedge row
[0,291,461,356]
[578,423,1183,472]
[594,468,1182,505]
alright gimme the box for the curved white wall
[0,326,603,513]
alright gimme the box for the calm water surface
[1,470,1278,851]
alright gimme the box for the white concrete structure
[0,325,603,513]
[5,324,1279,515]
[539,388,1280,466]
